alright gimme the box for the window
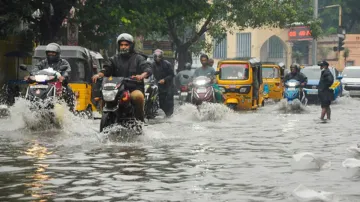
[213,36,227,59]
[268,36,284,58]
[236,33,251,57]
[346,61,354,67]
[67,59,86,82]
[219,64,249,80]
[262,67,280,78]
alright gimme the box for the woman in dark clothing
[317,61,334,121]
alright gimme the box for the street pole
[338,6,343,72]
[312,0,318,65]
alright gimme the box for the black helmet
[290,63,300,72]
[45,43,61,64]
[116,33,135,54]
[185,62,191,70]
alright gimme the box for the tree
[343,47,350,62]
[0,0,76,43]
[123,0,319,70]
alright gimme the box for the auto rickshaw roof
[219,57,261,67]
[33,45,88,60]
[90,51,104,59]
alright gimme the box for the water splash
[292,184,336,202]
[277,99,308,114]
[291,152,331,170]
[171,102,236,122]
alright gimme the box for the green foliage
[0,0,76,43]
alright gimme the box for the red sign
[288,26,313,41]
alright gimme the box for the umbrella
[4,51,32,80]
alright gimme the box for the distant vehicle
[300,65,343,103]
[342,66,360,97]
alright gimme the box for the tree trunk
[176,46,192,72]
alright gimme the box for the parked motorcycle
[284,79,308,106]
[144,79,159,119]
[190,76,216,105]
[100,77,142,133]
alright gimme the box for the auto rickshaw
[216,57,265,110]
[261,62,286,101]
[33,45,101,118]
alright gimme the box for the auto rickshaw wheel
[227,103,237,111]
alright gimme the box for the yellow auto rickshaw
[216,57,265,110]
[262,62,286,101]
[33,45,102,118]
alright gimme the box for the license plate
[229,85,236,89]
[180,92,188,96]
[30,85,48,89]
[307,90,318,95]
[288,88,295,91]
[197,88,207,93]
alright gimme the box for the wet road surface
[1,97,360,201]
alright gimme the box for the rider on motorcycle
[150,49,175,117]
[192,54,224,103]
[92,33,152,122]
[284,63,308,101]
[25,43,75,111]
[284,63,308,85]
[175,62,193,90]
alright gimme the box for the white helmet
[116,33,135,54]
[45,43,61,63]
[46,43,61,54]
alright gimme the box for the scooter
[190,76,216,105]
[284,79,308,106]
[178,75,192,105]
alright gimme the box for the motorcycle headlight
[195,80,207,86]
[288,82,296,87]
[102,90,118,101]
[35,75,49,82]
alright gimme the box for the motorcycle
[20,65,68,124]
[284,79,308,106]
[144,79,159,119]
[178,75,191,105]
[100,77,142,133]
[191,76,216,105]
[21,65,68,104]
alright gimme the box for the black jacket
[318,68,334,92]
[151,60,174,92]
[33,59,71,79]
[284,72,308,84]
[101,52,152,92]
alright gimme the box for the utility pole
[312,0,318,65]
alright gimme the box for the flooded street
[1,97,360,202]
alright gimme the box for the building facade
[208,27,292,68]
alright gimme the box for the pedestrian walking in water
[317,61,334,121]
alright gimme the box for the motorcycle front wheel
[100,112,115,132]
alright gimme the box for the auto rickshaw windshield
[219,64,249,80]
[262,67,280,78]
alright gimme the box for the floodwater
[1,97,360,202]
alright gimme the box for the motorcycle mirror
[59,65,68,71]
[19,64,27,71]
[214,71,220,75]
[183,75,189,79]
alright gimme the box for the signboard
[288,26,313,41]
[67,22,78,45]
[142,40,174,57]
